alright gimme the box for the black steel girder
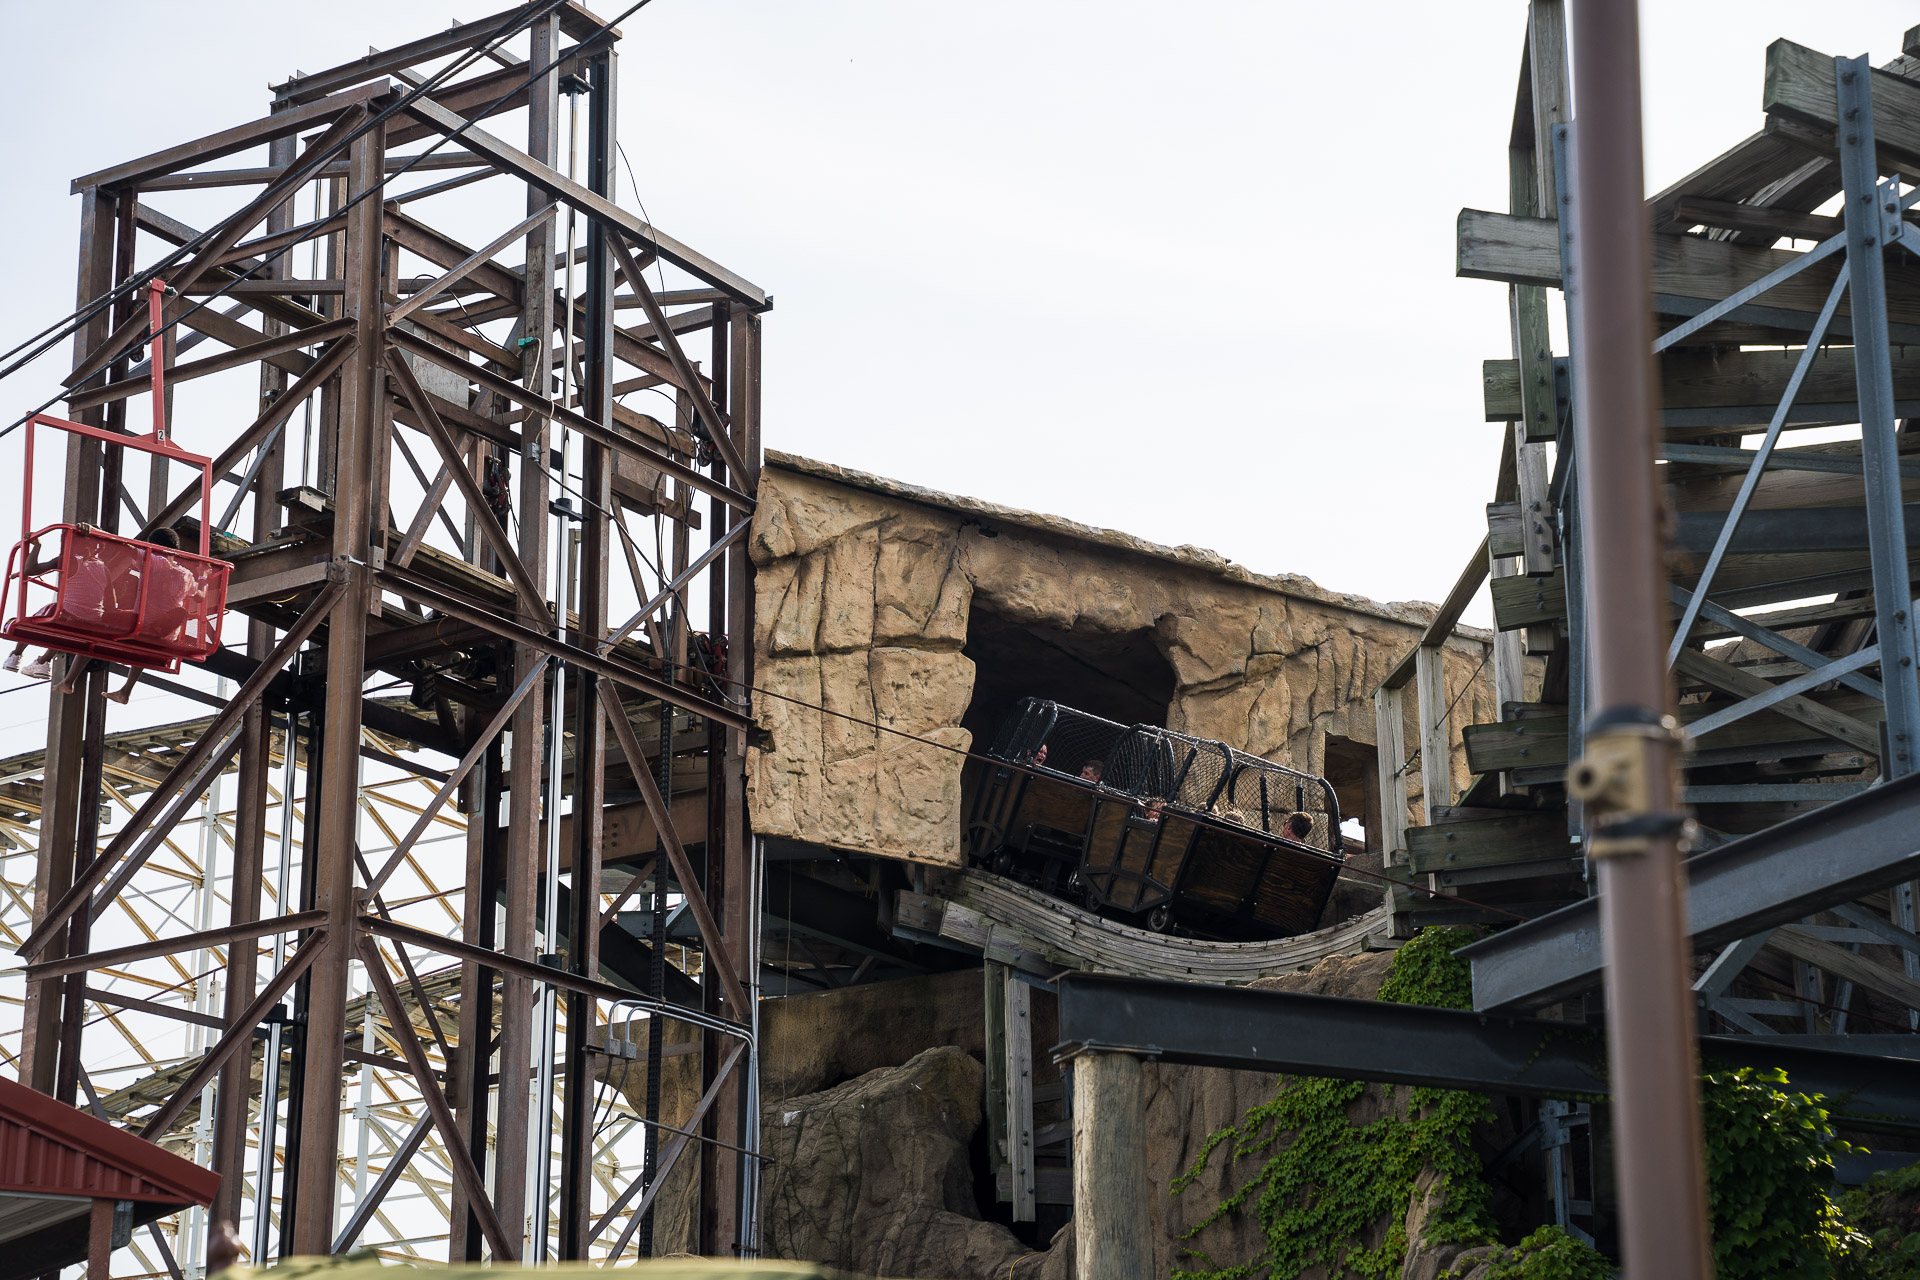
[1052,972,1920,1135]
[1459,767,1920,1012]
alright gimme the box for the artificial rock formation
[758,1047,1068,1280]
[750,454,1504,866]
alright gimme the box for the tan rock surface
[758,1047,1031,1279]
[750,459,1514,866]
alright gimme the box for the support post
[1838,56,1920,777]
[212,126,294,1235]
[1069,1050,1150,1280]
[1006,972,1035,1223]
[1373,683,1409,863]
[1564,2,1712,1275]
[286,119,385,1259]
[558,41,616,1262]
[1414,645,1452,821]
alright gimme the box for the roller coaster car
[966,698,1343,941]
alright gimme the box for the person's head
[1079,759,1104,782]
[1286,812,1313,840]
[148,527,182,550]
[1031,744,1048,765]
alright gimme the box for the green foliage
[1837,1159,1920,1278]
[1700,1065,1868,1279]
[1447,1226,1612,1280]
[1170,928,1496,1280]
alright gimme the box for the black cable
[0,0,570,386]
[3,0,664,440]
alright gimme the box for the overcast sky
[0,0,1913,647]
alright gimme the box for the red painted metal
[0,1074,216,1207]
[3,277,231,670]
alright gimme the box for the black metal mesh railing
[985,697,1341,853]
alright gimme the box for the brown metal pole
[1564,2,1712,1275]
[212,125,295,1232]
[22,186,114,1095]
[492,6,562,1250]
[286,118,385,1257]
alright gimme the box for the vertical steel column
[1838,56,1920,778]
[1564,2,1711,1276]
[698,301,732,1257]
[494,12,563,1255]
[558,43,616,1261]
[720,307,763,1251]
[287,120,385,1258]
[21,187,114,1095]
[213,129,296,1236]
[53,191,138,1109]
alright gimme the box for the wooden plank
[1766,39,1920,171]
[1671,195,1840,242]
[1526,0,1569,213]
[1673,647,1881,754]
[1407,811,1573,875]
[895,875,1392,986]
[1006,973,1035,1223]
[1415,646,1454,820]
[1457,209,1920,330]
[983,961,1010,1186]
[1647,131,1831,239]
[1768,924,1920,1013]
[1463,693,1883,775]
[1375,685,1410,862]
[1491,571,1566,632]
[1484,345,1920,423]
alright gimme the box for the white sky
[0,0,1913,649]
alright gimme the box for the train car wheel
[1148,905,1172,932]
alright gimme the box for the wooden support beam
[1673,647,1881,754]
[1070,1051,1150,1280]
[1414,645,1454,820]
[1458,208,1920,333]
[1407,811,1573,875]
[1374,684,1410,864]
[1484,345,1920,426]
[1767,924,1920,1013]
[1005,972,1035,1223]
[1765,39,1920,172]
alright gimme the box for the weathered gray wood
[1072,1051,1150,1280]
[1375,684,1411,863]
[892,873,1391,985]
[1483,345,1920,423]
[1006,974,1036,1223]
[1768,925,1920,1013]
[1464,692,1882,775]
[1673,648,1880,755]
[1458,209,1920,331]
[1408,811,1573,875]
[1766,39,1920,171]
[1415,645,1454,821]
[983,961,1010,1192]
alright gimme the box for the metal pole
[1563,2,1712,1276]
[1837,55,1920,779]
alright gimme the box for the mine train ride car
[966,698,1345,941]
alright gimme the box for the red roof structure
[0,1075,216,1280]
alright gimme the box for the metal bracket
[1567,709,1686,858]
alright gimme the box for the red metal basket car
[2,279,232,674]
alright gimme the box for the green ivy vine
[1838,1158,1920,1278]
[1169,927,1505,1280]
[1700,1064,1868,1279]
[1167,926,1905,1280]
